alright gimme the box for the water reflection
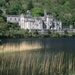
[1,38,75,53]
[0,41,44,53]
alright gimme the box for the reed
[0,51,75,75]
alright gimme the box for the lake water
[1,38,75,53]
[0,38,75,75]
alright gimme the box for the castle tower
[19,14,25,29]
[46,15,50,29]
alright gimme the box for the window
[15,18,16,20]
[10,18,12,20]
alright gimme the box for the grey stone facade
[7,10,62,30]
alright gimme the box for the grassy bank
[0,51,75,75]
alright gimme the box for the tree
[7,4,23,14]
[0,17,9,36]
[31,7,44,16]
[25,29,29,34]
[64,1,71,8]
[59,0,66,5]
[47,30,51,34]
[33,30,39,35]
[5,0,10,5]
[0,9,3,16]
[64,29,68,34]
[27,0,34,10]
[64,1,71,12]
[0,0,6,7]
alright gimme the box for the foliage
[47,30,51,34]
[0,0,75,24]
[6,4,23,15]
[31,7,44,16]
[64,29,68,34]
[0,9,3,16]
[27,0,34,10]
[0,0,75,38]
[0,0,6,7]
[32,30,39,35]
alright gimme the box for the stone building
[7,10,62,31]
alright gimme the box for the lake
[1,38,75,53]
[0,38,75,75]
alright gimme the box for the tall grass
[0,51,75,75]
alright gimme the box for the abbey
[7,10,62,30]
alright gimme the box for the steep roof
[7,15,19,17]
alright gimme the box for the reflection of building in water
[7,10,62,31]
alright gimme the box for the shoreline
[0,33,75,39]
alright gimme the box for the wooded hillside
[0,0,75,25]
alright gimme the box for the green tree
[0,9,3,16]
[27,0,34,10]
[25,29,29,34]
[7,4,23,14]
[0,17,9,36]
[31,7,44,16]
[0,0,6,7]
[47,30,51,34]
[33,30,39,35]
[64,1,71,12]
[5,0,10,5]
[64,29,68,34]
[64,1,71,8]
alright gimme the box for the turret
[26,10,32,17]
[44,10,47,17]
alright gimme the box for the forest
[0,0,75,24]
[0,0,75,38]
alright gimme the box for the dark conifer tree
[27,0,34,10]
